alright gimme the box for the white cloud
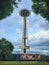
[0,20,5,24]
[12,39,18,43]
[28,10,49,30]
[28,30,49,40]
[27,27,34,34]
[30,47,49,55]
[33,30,49,39]
[28,29,49,48]
[14,46,19,49]
[12,46,21,53]
[13,46,20,51]
[28,34,32,40]
[15,28,22,38]
[16,28,21,34]
[39,20,49,30]
[18,19,23,26]
[18,0,32,10]
[0,29,5,38]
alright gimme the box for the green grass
[0,61,49,65]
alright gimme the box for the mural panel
[20,54,40,61]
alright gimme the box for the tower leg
[23,49,26,54]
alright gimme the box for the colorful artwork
[20,54,40,60]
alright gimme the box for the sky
[0,0,49,55]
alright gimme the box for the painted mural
[20,54,40,61]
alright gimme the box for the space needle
[20,9,30,54]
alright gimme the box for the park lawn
[0,61,49,65]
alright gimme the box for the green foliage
[0,0,20,20]
[46,55,49,62]
[0,38,14,60]
[18,0,21,2]
[32,0,49,21]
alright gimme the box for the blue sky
[0,0,49,55]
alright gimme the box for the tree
[0,0,21,20]
[32,0,49,21]
[46,55,49,62]
[0,38,14,60]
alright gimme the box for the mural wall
[20,54,40,61]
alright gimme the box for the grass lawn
[0,61,49,65]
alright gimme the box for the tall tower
[20,9,30,54]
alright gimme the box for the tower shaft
[23,17,27,53]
